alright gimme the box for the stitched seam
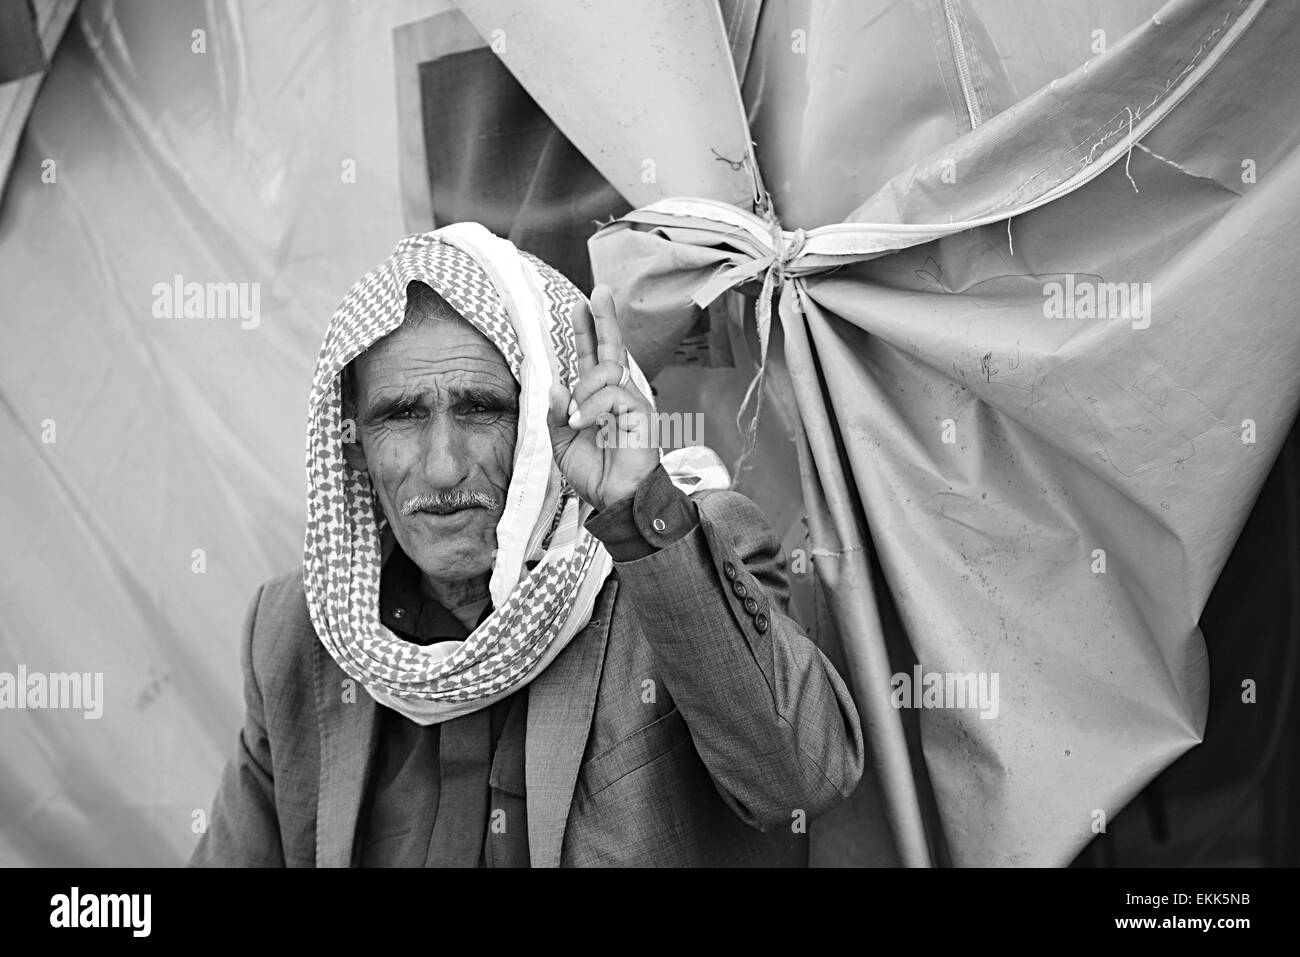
[930,0,967,135]
[999,1,1247,212]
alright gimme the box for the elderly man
[191,223,863,867]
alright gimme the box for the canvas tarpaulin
[0,0,76,191]
[0,0,464,865]
[461,0,1300,866]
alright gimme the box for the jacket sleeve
[188,583,285,866]
[588,469,866,831]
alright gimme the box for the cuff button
[724,563,737,580]
[744,597,759,615]
[754,613,769,633]
[733,581,748,598]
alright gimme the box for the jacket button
[754,613,769,633]
[733,581,747,599]
[724,562,737,581]
[744,597,759,615]
[652,518,666,532]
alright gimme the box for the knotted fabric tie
[589,194,979,474]
[691,217,810,464]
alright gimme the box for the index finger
[570,298,598,378]
[590,285,625,367]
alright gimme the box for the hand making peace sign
[547,285,659,512]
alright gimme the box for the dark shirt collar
[380,546,492,645]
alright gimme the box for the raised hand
[547,285,659,511]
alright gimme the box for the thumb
[546,381,576,456]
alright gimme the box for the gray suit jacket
[190,487,865,867]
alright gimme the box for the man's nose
[417,414,471,490]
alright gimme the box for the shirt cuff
[583,463,700,562]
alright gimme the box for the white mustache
[399,489,501,516]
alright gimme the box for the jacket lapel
[525,579,615,868]
[312,639,379,867]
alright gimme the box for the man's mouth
[419,504,479,516]
[400,490,501,519]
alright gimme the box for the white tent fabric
[466,0,1300,866]
[0,0,454,865]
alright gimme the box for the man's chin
[396,515,498,582]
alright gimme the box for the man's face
[350,311,518,584]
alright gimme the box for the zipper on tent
[942,0,982,130]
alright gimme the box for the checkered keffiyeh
[303,223,641,725]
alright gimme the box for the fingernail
[568,411,581,428]
[567,398,577,417]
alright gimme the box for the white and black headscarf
[303,223,727,725]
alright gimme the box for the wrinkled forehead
[350,300,516,397]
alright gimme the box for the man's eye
[464,401,511,418]
[387,407,421,421]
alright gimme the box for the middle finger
[572,360,643,407]
[590,286,626,367]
